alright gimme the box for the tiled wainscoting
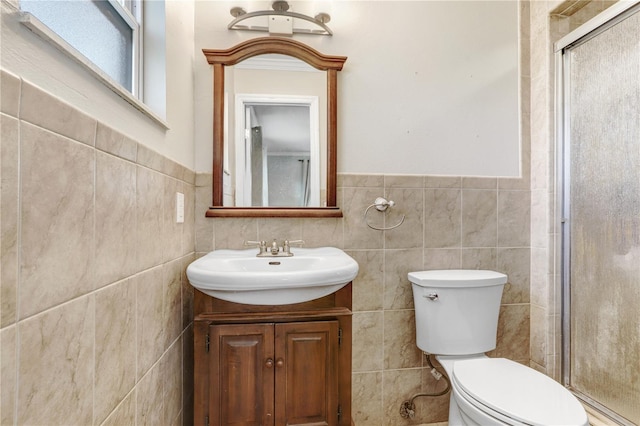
[1,70,195,425]
[195,173,531,425]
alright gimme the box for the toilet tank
[409,270,507,355]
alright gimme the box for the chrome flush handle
[424,292,438,301]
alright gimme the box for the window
[20,0,142,97]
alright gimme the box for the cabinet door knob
[276,358,284,368]
[265,358,274,368]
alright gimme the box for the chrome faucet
[245,239,304,257]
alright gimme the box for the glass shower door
[561,5,640,424]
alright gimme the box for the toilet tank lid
[408,270,507,287]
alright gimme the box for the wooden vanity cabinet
[193,284,353,426]
[208,320,339,426]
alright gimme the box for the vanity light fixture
[228,1,332,36]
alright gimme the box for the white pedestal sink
[186,247,359,305]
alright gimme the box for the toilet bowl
[409,270,588,426]
[437,355,588,426]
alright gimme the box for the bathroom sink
[186,247,359,305]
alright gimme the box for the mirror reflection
[224,55,327,207]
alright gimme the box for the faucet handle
[283,239,305,254]
[244,240,267,254]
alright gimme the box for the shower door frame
[555,2,640,424]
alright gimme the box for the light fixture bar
[228,2,333,36]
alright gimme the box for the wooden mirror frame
[203,37,347,217]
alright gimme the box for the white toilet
[409,270,589,426]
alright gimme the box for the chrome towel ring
[364,197,406,231]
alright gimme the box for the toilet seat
[452,358,588,426]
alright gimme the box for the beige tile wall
[194,172,531,425]
[0,70,195,426]
[528,0,559,382]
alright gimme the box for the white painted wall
[194,1,520,177]
[2,0,519,176]
[0,0,196,169]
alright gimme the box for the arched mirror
[202,37,347,217]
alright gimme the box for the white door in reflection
[235,94,320,207]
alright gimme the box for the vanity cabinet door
[210,323,275,426]
[275,321,339,426]
[208,320,340,426]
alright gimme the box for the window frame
[112,0,143,98]
[17,0,165,125]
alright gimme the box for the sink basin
[186,247,359,305]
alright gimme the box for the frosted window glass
[22,0,133,91]
[568,9,640,424]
